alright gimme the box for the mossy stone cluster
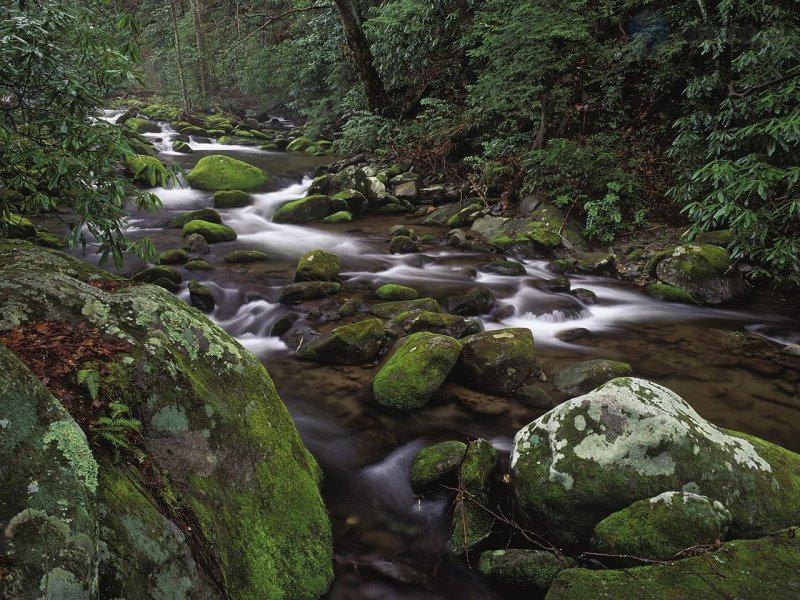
[297,318,386,365]
[371,297,441,319]
[186,155,268,191]
[386,309,468,339]
[126,117,161,134]
[295,249,341,282]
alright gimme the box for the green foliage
[91,401,142,450]
[77,369,100,401]
[584,182,624,243]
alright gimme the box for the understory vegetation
[1,0,799,283]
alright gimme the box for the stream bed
[51,115,800,598]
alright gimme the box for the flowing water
[53,116,800,598]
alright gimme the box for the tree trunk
[189,0,212,97]
[169,0,190,110]
[332,0,390,114]
[533,94,550,149]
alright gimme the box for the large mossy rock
[328,166,370,198]
[295,249,341,282]
[125,155,168,187]
[297,319,386,365]
[182,220,238,243]
[213,190,252,208]
[279,281,341,304]
[546,530,800,600]
[456,328,535,394]
[511,377,800,548]
[272,195,349,224]
[126,117,162,134]
[0,346,99,599]
[650,244,748,305]
[370,298,440,319]
[372,332,462,409]
[186,155,268,191]
[591,491,732,560]
[0,241,333,599]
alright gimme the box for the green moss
[387,309,468,338]
[178,126,208,136]
[182,220,237,243]
[168,208,222,229]
[409,440,467,493]
[2,213,37,239]
[35,231,70,249]
[456,328,536,394]
[286,136,313,152]
[371,298,440,319]
[272,195,348,224]
[646,283,697,304]
[322,210,353,223]
[451,439,498,554]
[43,421,98,493]
[132,265,183,284]
[172,140,193,154]
[298,318,386,365]
[372,332,462,409]
[126,118,161,134]
[156,249,189,265]
[479,549,573,591]
[186,155,268,191]
[375,284,420,301]
[213,190,252,208]
[295,249,341,282]
[185,259,213,271]
[481,260,526,276]
[551,359,632,396]
[125,155,167,187]
[224,250,269,263]
[279,281,341,304]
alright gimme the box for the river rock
[547,531,800,600]
[372,332,462,409]
[329,165,370,198]
[125,155,167,187]
[186,155,268,191]
[224,250,270,263]
[279,281,341,304]
[409,440,468,494]
[511,377,800,547]
[172,140,193,153]
[184,233,211,255]
[169,208,222,228]
[307,173,333,195]
[388,224,414,239]
[188,280,215,313]
[156,248,189,265]
[591,491,732,560]
[514,385,554,409]
[479,550,574,592]
[182,219,237,243]
[272,194,349,224]
[451,438,497,554]
[2,213,36,239]
[445,287,495,316]
[552,359,632,396]
[651,244,748,305]
[480,260,526,276]
[286,136,313,152]
[332,189,369,213]
[371,298,440,319]
[295,249,341,282]
[389,235,420,254]
[297,318,386,365]
[213,189,252,208]
[456,328,536,394]
[420,204,461,227]
[646,282,696,304]
[375,284,420,301]
[393,180,418,200]
[185,259,213,271]
[323,210,353,223]
[131,265,183,285]
[0,240,333,599]
[387,310,468,339]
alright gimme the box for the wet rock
[286,136,313,152]
[481,260,526,276]
[280,281,341,304]
[511,377,800,547]
[479,549,574,592]
[575,252,615,274]
[152,277,179,293]
[544,277,570,293]
[272,194,350,224]
[417,185,446,204]
[307,173,333,195]
[591,491,732,560]
[271,312,299,337]
[446,229,469,249]
[552,359,632,396]
[556,328,592,343]
[34,231,69,249]
[420,204,461,227]
[329,165,370,198]
[451,439,498,554]
[366,177,388,203]
[224,250,269,263]
[393,180,418,200]
[445,287,495,316]
[456,328,536,394]
[646,282,697,304]
[131,265,183,285]
[297,318,386,365]
[389,235,420,254]
[388,224,414,239]
[375,284,420,301]
[188,280,215,313]
[332,189,369,213]
[156,248,189,265]
[323,211,353,223]
[386,309,468,339]
[126,117,161,134]
[547,259,576,274]
[651,244,748,305]
[295,249,341,282]
[409,440,467,494]
[471,214,561,258]
[182,220,237,243]
[514,385,553,409]
[371,298,440,319]
[548,532,800,600]
[571,288,598,305]
[186,155,268,191]
[446,203,484,228]
[783,344,800,357]
[169,208,222,229]
[172,140,193,153]
[338,298,361,317]
[213,189,252,208]
[373,332,462,409]
[185,259,213,271]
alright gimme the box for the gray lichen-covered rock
[451,439,497,554]
[0,346,99,599]
[455,328,536,394]
[0,240,333,599]
[511,377,800,547]
[479,549,574,592]
[409,440,467,494]
[372,332,461,409]
[591,491,732,560]
[297,318,386,365]
[551,359,632,396]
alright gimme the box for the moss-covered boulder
[172,140,193,153]
[34,231,69,249]
[186,259,213,271]
[213,190,252,209]
[184,234,211,256]
[224,250,269,263]
[182,220,237,243]
[456,328,536,394]
[479,550,574,592]
[451,438,497,554]
[272,195,349,224]
[370,298,440,319]
[386,310,468,339]
[372,332,462,409]
[125,155,168,187]
[286,136,313,152]
[420,204,461,227]
[409,440,467,494]
[329,166,370,198]
[323,211,353,223]
[646,282,697,304]
[547,530,800,600]
[2,213,37,239]
[295,249,341,282]
[126,117,161,134]
[650,244,748,305]
[187,280,215,313]
[445,287,495,316]
[331,189,369,213]
[179,125,208,137]
[0,240,333,599]
[156,249,190,265]
[279,281,341,304]
[186,155,268,191]
[480,260,526,276]
[131,265,183,285]
[551,359,632,396]
[0,346,99,598]
[375,284,420,301]
[169,208,222,229]
[297,319,386,365]
[389,235,420,254]
[591,491,732,560]
[511,377,800,547]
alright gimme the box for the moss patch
[186,155,268,191]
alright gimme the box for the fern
[77,369,100,400]
[91,401,142,450]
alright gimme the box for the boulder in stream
[445,286,495,316]
[213,189,252,208]
[375,284,420,301]
[280,281,341,304]
[386,310,469,339]
[187,280,215,313]
[184,233,211,255]
[409,440,467,494]
[297,318,386,365]
[371,297,440,319]
[224,250,270,263]
[479,549,574,592]
[156,248,189,265]
[455,328,536,394]
[182,219,238,243]
[186,154,268,191]
[131,265,183,285]
[480,260,527,276]
[511,377,800,547]
[295,249,341,282]
[389,235,420,254]
[450,438,497,554]
[125,155,168,187]
[169,208,222,228]
[272,195,349,224]
[551,359,632,396]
